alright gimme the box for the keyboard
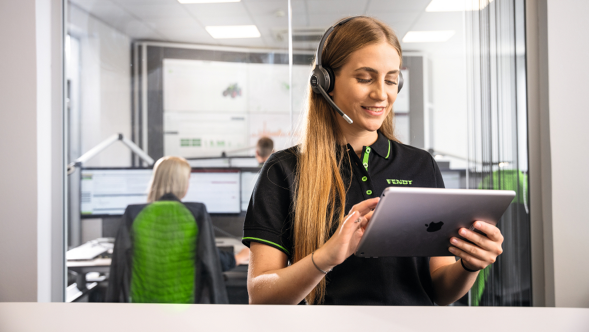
[67,238,114,261]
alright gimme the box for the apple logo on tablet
[425,221,444,232]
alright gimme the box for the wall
[430,49,468,170]
[69,5,132,167]
[0,0,38,301]
[545,0,589,308]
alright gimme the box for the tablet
[355,187,516,258]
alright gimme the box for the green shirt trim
[362,146,371,170]
[243,237,291,255]
[386,140,391,159]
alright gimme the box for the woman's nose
[370,81,387,101]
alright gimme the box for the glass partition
[65,0,530,306]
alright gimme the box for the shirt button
[363,163,368,168]
[362,176,367,182]
[366,190,372,195]
[366,147,371,153]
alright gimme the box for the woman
[242,17,504,305]
[106,156,247,303]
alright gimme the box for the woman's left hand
[448,221,504,271]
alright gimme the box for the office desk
[1,303,588,332]
[66,237,249,303]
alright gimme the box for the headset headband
[316,16,359,67]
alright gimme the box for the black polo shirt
[243,131,445,305]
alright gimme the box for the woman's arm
[247,198,379,304]
[429,221,504,305]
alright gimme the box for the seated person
[255,136,274,165]
[106,156,247,303]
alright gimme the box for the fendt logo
[386,179,413,185]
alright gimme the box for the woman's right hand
[313,197,380,271]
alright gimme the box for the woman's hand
[313,197,380,271]
[448,221,504,271]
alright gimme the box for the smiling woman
[330,42,402,142]
[242,16,505,306]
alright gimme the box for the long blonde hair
[147,156,191,203]
[294,17,402,304]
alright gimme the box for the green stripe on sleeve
[243,237,291,255]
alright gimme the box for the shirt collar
[158,193,181,202]
[370,131,392,159]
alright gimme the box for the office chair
[130,201,198,303]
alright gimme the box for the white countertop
[0,303,587,332]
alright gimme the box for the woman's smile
[361,105,387,116]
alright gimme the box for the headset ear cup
[324,66,336,93]
[397,70,404,93]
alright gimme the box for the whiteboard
[163,58,312,158]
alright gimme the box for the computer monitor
[81,168,244,216]
[81,168,153,216]
[184,169,241,214]
[440,169,466,189]
[240,170,260,212]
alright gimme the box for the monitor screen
[240,171,259,212]
[81,168,152,216]
[184,169,241,214]
[440,170,464,189]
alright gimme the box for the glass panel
[64,0,530,306]
[66,0,290,303]
[464,0,531,306]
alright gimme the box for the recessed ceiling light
[402,31,456,43]
[205,25,261,39]
[425,0,494,12]
[178,0,240,3]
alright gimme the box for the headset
[309,16,404,124]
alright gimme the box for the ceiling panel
[69,0,467,53]
[367,0,431,12]
[158,27,218,44]
[367,10,421,24]
[119,3,190,19]
[250,14,288,27]
[243,0,288,15]
[305,0,368,14]
[196,15,255,26]
[182,2,249,18]
[122,20,166,39]
[144,18,203,33]
[307,12,353,27]
[410,12,463,31]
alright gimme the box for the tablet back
[355,187,516,257]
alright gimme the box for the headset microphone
[310,16,404,125]
[310,74,353,124]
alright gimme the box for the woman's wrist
[459,258,480,273]
[312,247,338,274]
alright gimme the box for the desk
[66,237,249,303]
[0,303,588,332]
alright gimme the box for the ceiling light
[402,31,455,43]
[178,0,240,3]
[425,0,494,12]
[205,25,261,39]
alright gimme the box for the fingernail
[474,221,481,228]
[448,247,455,253]
[451,238,458,244]
[459,229,467,236]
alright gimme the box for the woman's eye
[386,80,397,85]
[356,78,372,83]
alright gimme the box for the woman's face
[330,41,401,133]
